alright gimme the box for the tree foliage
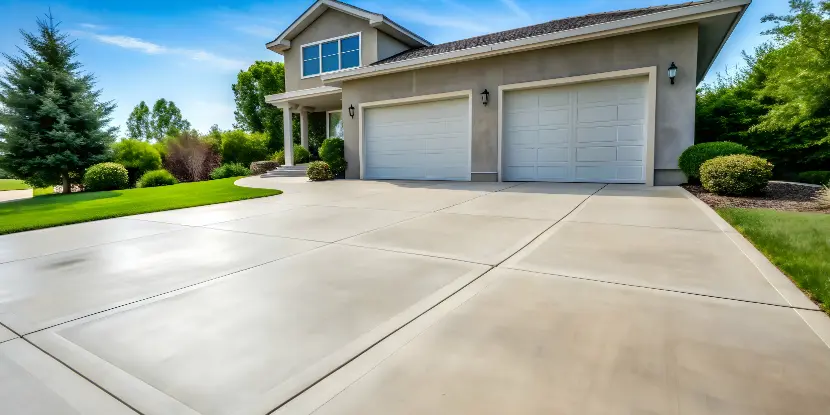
[126,101,151,141]
[125,98,191,141]
[0,13,116,192]
[232,61,288,149]
[696,0,830,174]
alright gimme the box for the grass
[0,179,30,191]
[0,177,280,235]
[718,208,830,314]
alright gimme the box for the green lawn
[718,208,830,314]
[0,179,30,191]
[0,177,280,235]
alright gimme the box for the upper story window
[301,33,361,78]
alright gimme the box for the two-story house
[265,0,750,185]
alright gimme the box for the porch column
[299,107,309,150]
[282,105,294,167]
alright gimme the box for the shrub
[153,140,168,163]
[798,171,830,186]
[272,144,310,165]
[164,132,222,182]
[817,186,830,208]
[0,168,14,179]
[220,130,270,166]
[83,162,129,191]
[112,139,162,185]
[679,142,751,182]
[319,137,346,176]
[700,154,773,196]
[136,169,178,188]
[307,161,333,181]
[210,163,251,180]
[249,160,279,175]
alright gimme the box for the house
[265,0,750,185]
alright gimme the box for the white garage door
[363,97,470,181]
[502,77,648,183]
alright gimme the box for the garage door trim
[498,67,657,185]
[359,90,473,180]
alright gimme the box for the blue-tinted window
[321,41,338,57]
[302,58,320,77]
[302,34,360,77]
[302,45,319,60]
[322,54,339,72]
[340,36,359,52]
[341,50,359,69]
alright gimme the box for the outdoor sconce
[348,104,355,118]
[668,62,678,85]
[480,89,490,106]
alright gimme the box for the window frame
[326,110,344,139]
[300,32,362,79]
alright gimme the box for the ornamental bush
[319,137,346,176]
[798,171,830,186]
[112,139,162,185]
[210,163,251,180]
[249,160,279,175]
[700,154,773,196]
[307,161,333,181]
[83,162,129,191]
[220,130,270,166]
[679,142,750,182]
[272,144,310,165]
[136,169,178,188]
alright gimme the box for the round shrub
[112,139,162,185]
[319,137,347,176]
[137,169,178,188]
[700,154,773,196]
[209,163,252,180]
[272,144,310,165]
[307,161,333,181]
[679,142,750,182]
[83,162,129,191]
[798,171,830,186]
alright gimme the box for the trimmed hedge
[307,161,333,181]
[112,139,162,185]
[798,171,830,186]
[319,137,346,176]
[700,154,773,196]
[679,142,750,182]
[273,144,310,165]
[137,169,178,188]
[83,162,130,192]
[250,161,280,175]
[210,163,251,180]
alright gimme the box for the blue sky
[0,0,789,135]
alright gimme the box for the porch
[265,86,344,166]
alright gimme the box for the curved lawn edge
[0,177,281,235]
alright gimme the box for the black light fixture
[668,62,678,85]
[480,89,490,106]
[348,104,355,118]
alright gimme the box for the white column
[299,108,309,150]
[282,105,294,167]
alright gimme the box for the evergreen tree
[0,13,116,192]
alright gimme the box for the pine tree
[0,12,116,193]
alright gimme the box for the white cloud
[74,31,246,71]
[499,0,531,22]
[80,23,106,30]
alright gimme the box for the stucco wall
[376,31,410,62]
[340,24,699,184]
[284,10,379,92]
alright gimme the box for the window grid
[301,33,360,78]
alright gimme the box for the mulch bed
[683,181,829,213]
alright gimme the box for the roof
[266,0,431,53]
[373,1,711,66]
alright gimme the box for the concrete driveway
[1,178,829,414]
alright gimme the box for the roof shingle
[372,1,710,66]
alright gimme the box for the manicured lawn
[0,179,30,191]
[718,208,830,313]
[0,177,280,235]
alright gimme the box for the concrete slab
[0,228,323,334]
[567,184,720,231]
[30,244,489,415]
[0,339,135,415]
[0,325,17,343]
[327,188,486,212]
[209,205,421,242]
[343,212,553,265]
[0,189,33,203]
[0,218,184,264]
[505,221,791,306]
[445,183,601,220]
[130,196,297,226]
[282,269,830,415]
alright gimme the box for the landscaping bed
[683,181,828,213]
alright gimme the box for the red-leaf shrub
[163,132,221,182]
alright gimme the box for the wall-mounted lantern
[348,104,355,118]
[668,62,678,85]
[480,89,490,106]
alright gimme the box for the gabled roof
[266,0,431,53]
[373,1,709,66]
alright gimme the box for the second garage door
[502,77,648,183]
[363,97,470,181]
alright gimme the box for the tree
[0,13,116,192]
[150,98,190,141]
[126,101,151,141]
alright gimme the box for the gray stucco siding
[340,24,699,184]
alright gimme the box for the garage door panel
[618,146,644,161]
[537,165,569,180]
[504,166,536,180]
[365,97,469,181]
[577,126,616,143]
[538,89,570,107]
[538,109,570,126]
[578,105,618,123]
[618,103,645,121]
[577,147,616,162]
[506,111,539,128]
[506,130,537,146]
[617,125,645,142]
[538,128,569,145]
[538,147,569,163]
[505,90,539,110]
[505,147,537,164]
